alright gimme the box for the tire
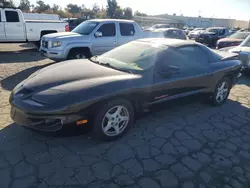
[93,99,134,141]
[34,41,40,50]
[210,77,231,106]
[67,49,89,60]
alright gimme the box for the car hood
[220,46,250,53]
[15,60,141,106]
[218,38,243,43]
[42,32,89,41]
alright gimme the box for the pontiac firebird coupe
[10,38,241,140]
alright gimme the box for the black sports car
[10,39,242,140]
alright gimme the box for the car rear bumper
[40,47,65,61]
[10,105,85,132]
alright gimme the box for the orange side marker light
[76,119,88,126]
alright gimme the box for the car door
[118,22,137,46]
[0,9,6,41]
[91,22,118,55]
[4,10,26,41]
[150,45,210,104]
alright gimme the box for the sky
[17,0,250,20]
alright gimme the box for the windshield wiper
[100,62,134,74]
[89,56,100,64]
[89,57,134,74]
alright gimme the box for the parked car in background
[220,35,250,73]
[40,19,151,61]
[195,27,230,47]
[10,38,242,140]
[0,8,68,47]
[216,31,250,49]
[184,27,194,35]
[144,24,170,31]
[63,18,86,31]
[188,28,205,39]
[153,28,187,40]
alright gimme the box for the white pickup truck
[40,19,158,61]
[0,8,68,46]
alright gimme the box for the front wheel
[93,99,134,141]
[67,50,89,60]
[210,77,231,106]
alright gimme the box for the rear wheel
[210,77,231,106]
[93,99,134,141]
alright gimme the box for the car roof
[137,38,196,47]
[89,19,135,23]
[153,28,182,32]
[207,27,226,30]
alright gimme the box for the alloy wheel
[101,105,130,136]
[216,81,229,103]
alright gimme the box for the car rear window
[119,23,135,36]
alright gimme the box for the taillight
[65,25,69,32]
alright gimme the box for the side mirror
[95,31,103,37]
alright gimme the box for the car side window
[219,29,225,35]
[5,11,19,22]
[97,23,116,37]
[178,46,209,65]
[119,23,135,36]
[156,49,187,73]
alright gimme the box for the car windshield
[96,41,166,72]
[240,35,250,47]
[72,21,99,35]
[229,32,250,39]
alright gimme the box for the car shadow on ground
[1,62,56,91]
[0,49,47,63]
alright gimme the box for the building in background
[155,14,249,28]
[134,16,184,28]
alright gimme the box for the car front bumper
[40,47,66,61]
[10,104,86,132]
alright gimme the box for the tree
[66,3,82,17]
[92,3,100,14]
[51,4,59,13]
[0,0,15,8]
[134,11,147,17]
[35,0,50,13]
[19,0,31,12]
[114,7,123,18]
[106,0,118,18]
[123,7,133,19]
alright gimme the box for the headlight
[51,41,62,48]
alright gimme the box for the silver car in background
[220,35,250,73]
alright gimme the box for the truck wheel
[67,49,89,60]
[34,41,40,50]
[93,99,134,141]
